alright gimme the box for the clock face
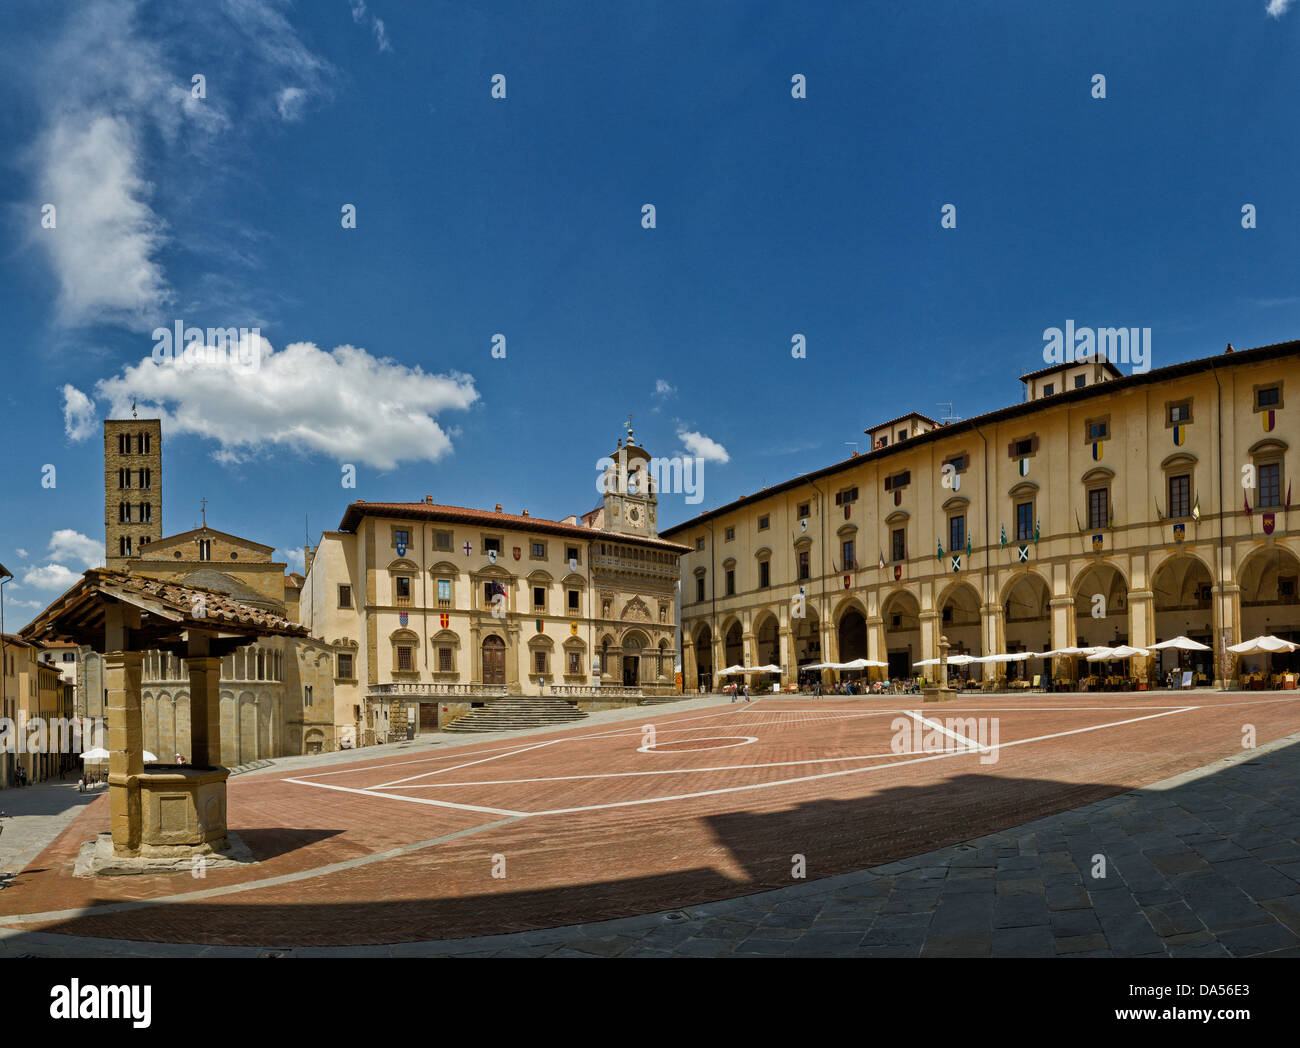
[627,505,642,525]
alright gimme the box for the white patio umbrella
[840,657,888,669]
[143,751,159,763]
[716,665,749,676]
[747,664,783,673]
[1148,636,1211,651]
[1086,645,1149,661]
[80,747,109,761]
[1228,635,1299,654]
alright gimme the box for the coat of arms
[1173,522,1185,543]
[1091,533,1104,553]
[893,564,902,581]
[399,612,408,626]
[395,536,407,557]
[1263,512,1276,535]
[570,621,578,636]
[513,547,521,560]
[488,548,497,564]
[440,613,449,629]
[569,557,577,572]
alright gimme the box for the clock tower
[601,425,659,538]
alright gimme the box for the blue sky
[2,0,1299,624]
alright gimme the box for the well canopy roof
[20,568,309,656]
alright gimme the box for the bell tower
[104,417,163,570]
[601,423,658,538]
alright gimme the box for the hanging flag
[1172,424,1185,447]
[1017,544,1029,563]
[1173,522,1185,544]
[999,524,1006,548]
[1191,495,1201,522]
[936,539,944,562]
[1263,513,1275,535]
[1244,492,1252,518]
[1018,458,1029,477]
[878,550,885,570]
[965,533,972,558]
[1033,519,1041,544]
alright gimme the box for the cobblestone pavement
[2,724,1298,957]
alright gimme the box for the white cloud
[276,87,308,122]
[23,0,331,328]
[349,1,393,52]
[277,547,306,573]
[1267,0,1293,16]
[62,384,98,441]
[96,337,479,469]
[21,564,83,592]
[36,112,172,326]
[48,530,105,569]
[15,549,29,558]
[653,379,675,398]
[678,428,730,464]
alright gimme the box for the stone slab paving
[0,780,103,880]
[3,721,1299,958]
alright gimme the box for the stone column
[682,636,697,691]
[919,610,940,665]
[186,655,223,767]
[866,615,886,681]
[1049,595,1076,682]
[779,625,795,684]
[105,651,144,856]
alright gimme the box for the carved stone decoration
[620,596,652,622]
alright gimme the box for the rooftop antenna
[844,441,859,457]
[200,497,207,528]
[937,402,962,424]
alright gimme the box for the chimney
[1225,343,1235,354]
[522,509,529,517]
[425,495,433,505]
[494,503,502,512]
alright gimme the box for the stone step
[443,697,590,734]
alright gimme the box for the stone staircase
[443,697,589,733]
[637,694,690,706]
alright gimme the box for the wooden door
[482,636,506,686]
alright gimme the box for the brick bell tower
[104,417,162,570]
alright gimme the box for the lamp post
[0,562,12,789]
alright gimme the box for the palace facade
[300,432,689,735]
[663,341,1300,690]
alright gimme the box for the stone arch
[752,609,780,666]
[936,579,982,657]
[832,594,869,626]
[880,588,921,678]
[723,619,744,667]
[1000,570,1052,654]
[1237,544,1300,661]
[1072,562,1129,647]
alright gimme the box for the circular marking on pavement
[638,736,758,754]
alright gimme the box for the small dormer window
[1043,383,1054,396]
[1075,375,1087,389]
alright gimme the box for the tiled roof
[20,569,308,649]
[338,501,692,552]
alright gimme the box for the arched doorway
[837,606,869,661]
[792,605,821,683]
[1238,546,1300,674]
[939,581,983,657]
[881,590,921,680]
[622,630,648,687]
[1002,572,1050,681]
[1151,555,1214,680]
[723,620,744,667]
[693,623,713,691]
[1073,563,1129,649]
[481,635,506,686]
